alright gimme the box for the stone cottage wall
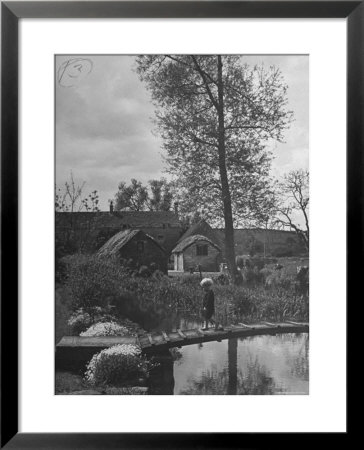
[183,241,221,272]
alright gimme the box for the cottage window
[137,241,145,253]
[196,244,208,256]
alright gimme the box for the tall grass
[60,255,308,332]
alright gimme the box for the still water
[149,333,309,395]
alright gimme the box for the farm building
[97,229,168,273]
[172,234,222,272]
[55,209,182,254]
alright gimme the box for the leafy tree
[147,178,173,211]
[114,178,173,211]
[136,55,292,276]
[274,169,309,251]
[115,178,149,211]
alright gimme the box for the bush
[63,255,128,312]
[214,273,230,285]
[67,307,118,335]
[264,270,294,290]
[80,321,130,337]
[84,344,152,386]
[138,265,151,278]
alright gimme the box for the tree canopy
[136,56,292,225]
[136,55,293,275]
[114,178,173,212]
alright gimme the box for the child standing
[200,278,218,331]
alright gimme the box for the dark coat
[202,290,215,318]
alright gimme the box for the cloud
[56,55,309,210]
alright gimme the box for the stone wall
[216,228,306,257]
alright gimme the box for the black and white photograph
[55,54,309,396]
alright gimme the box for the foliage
[114,177,173,211]
[80,321,130,337]
[136,55,293,227]
[114,272,308,328]
[63,255,127,313]
[148,178,173,211]
[114,178,148,211]
[84,344,153,386]
[61,254,308,335]
[67,306,118,335]
[136,55,293,278]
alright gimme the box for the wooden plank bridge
[56,321,308,370]
[137,321,309,353]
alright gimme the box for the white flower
[80,321,129,337]
[84,344,142,384]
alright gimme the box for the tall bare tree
[136,55,293,277]
[274,169,309,251]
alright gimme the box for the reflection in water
[149,333,309,395]
[228,338,237,395]
[238,357,277,395]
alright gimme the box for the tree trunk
[216,56,237,279]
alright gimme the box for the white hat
[200,278,213,287]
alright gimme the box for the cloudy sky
[56,55,308,210]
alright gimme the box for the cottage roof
[178,219,224,248]
[97,229,166,257]
[56,210,180,229]
[172,234,221,253]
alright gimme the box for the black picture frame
[1,1,358,448]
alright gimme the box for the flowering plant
[67,307,118,335]
[84,344,153,386]
[80,321,130,337]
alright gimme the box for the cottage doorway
[177,253,184,271]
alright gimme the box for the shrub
[67,307,118,335]
[80,321,130,337]
[264,270,294,290]
[84,344,152,386]
[67,309,93,335]
[138,265,151,278]
[63,255,128,312]
[214,273,230,285]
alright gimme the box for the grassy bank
[55,255,308,393]
[56,255,308,340]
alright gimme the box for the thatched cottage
[172,234,222,272]
[97,229,168,273]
